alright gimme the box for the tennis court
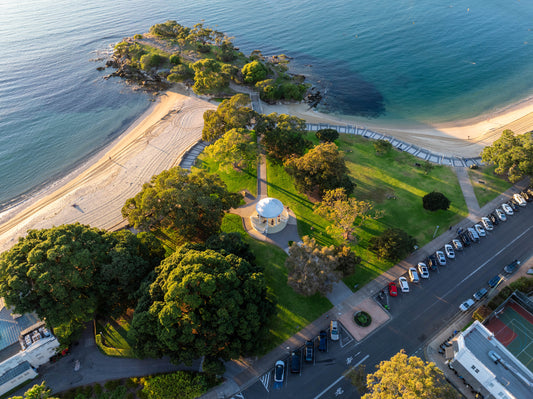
[485,301,533,372]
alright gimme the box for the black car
[509,200,519,212]
[305,340,314,363]
[488,275,502,288]
[427,254,438,270]
[290,351,301,373]
[504,260,521,274]
[318,331,328,352]
[488,212,499,225]
[460,232,471,247]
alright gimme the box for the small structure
[251,197,289,234]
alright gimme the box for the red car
[388,282,398,297]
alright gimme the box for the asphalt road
[240,202,533,399]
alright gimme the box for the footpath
[202,177,530,399]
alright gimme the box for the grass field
[95,315,135,358]
[221,214,331,354]
[467,164,512,207]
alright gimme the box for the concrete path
[455,166,481,217]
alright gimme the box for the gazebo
[251,197,289,234]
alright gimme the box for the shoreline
[1,85,532,252]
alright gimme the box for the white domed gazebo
[251,197,289,234]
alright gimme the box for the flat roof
[456,321,533,399]
[0,301,39,352]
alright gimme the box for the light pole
[433,225,440,238]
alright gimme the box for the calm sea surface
[0,0,532,207]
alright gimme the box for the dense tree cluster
[481,129,533,183]
[369,228,416,261]
[257,113,310,162]
[202,94,255,143]
[122,167,241,242]
[204,128,257,172]
[191,58,230,94]
[241,60,268,84]
[284,142,354,197]
[422,191,451,211]
[315,128,339,143]
[129,242,273,371]
[0,224,163,341]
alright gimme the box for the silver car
[444,244,455,259]
[452,239,463,251]
[436,250,446,266]
[495,208,507,221]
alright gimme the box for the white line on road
[313,355,370,399]
[259,372,270,392]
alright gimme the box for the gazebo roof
[256,197,284,218]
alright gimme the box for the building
[251,197,289,234]
[0,299,59,396]
[449,321,533,399]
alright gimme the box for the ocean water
[0,0,532,207]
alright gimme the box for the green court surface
[497,305,533,371]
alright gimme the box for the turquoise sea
[0,0,532,208]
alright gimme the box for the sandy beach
[0,88,216,253]
[0,86,531,253]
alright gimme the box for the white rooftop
[256,197,284,218]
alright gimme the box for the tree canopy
[129,244,273,370]
[363,350,458,399]
[285,236,342,296]
[315,128,339,143]
[202,94,255,143]
[284,142,355,197]
[0,224,162,341]
[422,191,451,211]
[314,188,381,243]
[204,128,257,172]
[369,228,416,261]
[10,382,58,399]
[241,61,268,84]
[122,167,241,242]
[258,113,310,161]
[481,129,533,183]
[191,59,229,94]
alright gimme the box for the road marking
[412,225,533,321]
[231,394,245,399]
[335,387,344,396]
[314,355,370,399]
[259,372,270,392]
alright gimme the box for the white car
[495,208,507,221]
[444,244,455,259]
[502,203,514,216]
[274,360,285,383]
[467,227,480,242]
[474,224,486,237]
[417,262,429,279]
[436,250,446,266]
[459,299,475,312]
[408,267,419,283]
[481,217,493,231]
[452,239,463,251]
[398,276,409,292]
[513,193,527,207]
[330,320,339,341]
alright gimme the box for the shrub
[104,380,121,391]
[141,371,218,399]
[369,228,416,261]
[422,191,451,211]
[169,54,181,65]
[316,128,339,143]
[374,139,392,155]
[125,378,139,389]
[133,34,143,40]
[241,61,268,84]
[93,383,103,396]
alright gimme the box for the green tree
[168,64,194,83]
[422,191,451,211]
[0,224,159,341]
[122,167,241,242]
[481,130,533,183]
[241,61,268,84]
[335,245,362,278]
[374,139,392,155]
[285,236,342,296]
[255,79,280,103]
[316,128,339,143]
[202,94,255,143]
[205,232,255,263]
[204,128,257,172]
[10,381,58,399]
[314,188,380,243]
[369,228,416,261]
[363,350,458,399]
[129,245,273,369]
[285,142,354,197]
[191,59,229,94]
[260,113,310,162]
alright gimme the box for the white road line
[259,372,270,392]
[412,225,533,321]
[313,355,370,399]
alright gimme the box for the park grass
[95,314,135,358]
[467,164,512,207]
[221,214,331,354]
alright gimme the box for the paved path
[455,166,481,217]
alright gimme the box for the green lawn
[195,154,257,196]
[95,315,135,358]
[221,214,331,354]
[467,164,512,207]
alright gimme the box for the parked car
[495,208,507,221]
[436,250,447,266]
[388,281,398,297]
[488,212,499,225]
[330,320,339,341]
[504,260,521,274]
[467,227,480,242]
[452,239,463,251]
[502,203,514,216]
[398,276,409,292]
[459,299,475,312]
[408,267,419,283]
[520,191,532,202]
[459,232,472,247]
[473,288,488,301]
[418,262,429,279]
[274,360,285,383]
[474,224,486,237]
[508,200,519,212]
[305,340,314,363]
[481,217,493,231]
[488,275,502,288]
[290,351,301,373]
[427,254,438,270]
[513,193,526,207]
[444,244,455,259]
[318,331,328,352]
